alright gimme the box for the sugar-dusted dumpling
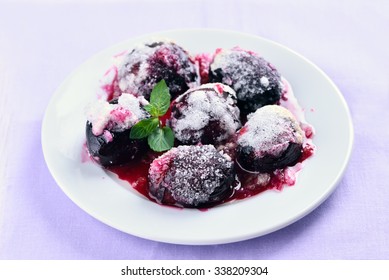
[85,94,149,167]
[236,105,304,173]
[209,47,283,116]
[169,83,241,145]
[117,41,200,100]
[148,145,235,208]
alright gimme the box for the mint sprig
[130,80,174,152]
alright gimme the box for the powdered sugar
[260,76,270,87]
[148,148,175,189]
[148,145,234,207]
[170,83,241,144]
[85,93,149,136]
[238,105,304,158]
[209,47,282,114]
[103,130,113,143]
[210,48,280,99]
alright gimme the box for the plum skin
[86,121,147,167]
[236,143,303,173]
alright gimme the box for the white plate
[42,29,353,245]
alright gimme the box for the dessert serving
[84,39,315,209]
[42,30,354,244]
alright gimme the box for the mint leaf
[147,79,170,117]
[129,117,159,139]
[143,104,159,117]
[162,126,174,146]
[148,126,174,152]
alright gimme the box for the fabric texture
[0,0,388,259]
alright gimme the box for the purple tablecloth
[1,0,388,259]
